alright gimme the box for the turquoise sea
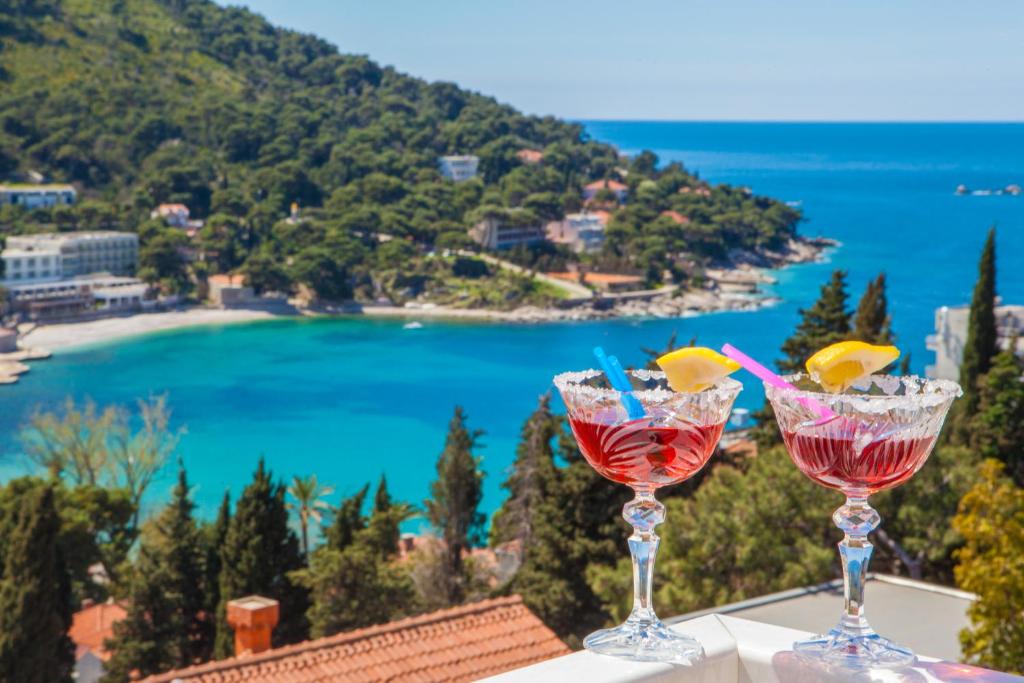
[2,123,1022,522]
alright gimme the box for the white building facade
[926,303,1024,380]
[6,231,138,279]
[1,247,63,284]
[438,155,480,182]
[546,212,607,253]
[470,215,546,250]
[0,184,77,209]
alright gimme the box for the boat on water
[956,183,1021,196]
[403,321,424,330]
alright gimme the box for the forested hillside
[0,0,802,305]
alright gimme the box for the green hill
[0,0,803,306]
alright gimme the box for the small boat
[403,321,424,330]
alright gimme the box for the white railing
[481,615,1019,683]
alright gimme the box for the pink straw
[721,343,838,420]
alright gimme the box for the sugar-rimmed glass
[554,368,741,664]
[765,374,961,671]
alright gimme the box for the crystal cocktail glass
[553,369,741,663]
[765,374,961,670]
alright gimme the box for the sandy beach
[19,308,282,352]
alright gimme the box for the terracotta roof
[515,149,543,164]
[70,601,126,662]
[141,595,569,683]
[584,179,627,192]
[590,210,612,225]
[208,274,246,287]
[546,272,644,285]
[155,203,189,213]
[660,210,691,225]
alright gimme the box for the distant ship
[403,321,424,330]
[956,183,1021,196]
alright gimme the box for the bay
[2,122,1021,522]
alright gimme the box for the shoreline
[17,236,835,353]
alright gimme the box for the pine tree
[214,459,309,658]
[779,269,852,373]
[104,467,208,680]
[425,406,485,606]
[959,227,999,413]
[491,393,558,560]
[0,485,74,683]
[366,476,401,559]
[852,272,893,344]
[325,484,369,551]
[512,420,628,646]
[969,347,1024,485]
[754,270,853,447]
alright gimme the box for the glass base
[584,618,705,664]
[794,628,915,670]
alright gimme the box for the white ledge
[481,615,1021,683]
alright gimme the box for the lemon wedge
[806,341,900,393]
[656,347,741,393]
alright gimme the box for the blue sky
[228,0,1024,121]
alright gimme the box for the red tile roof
[515,149,544,164]
[546,272,644,285]
[660,210,691,225]
[584,179,627,192]
[207,274,246,287]
[141,595,569,683]
[70,601,126,663]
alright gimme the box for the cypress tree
[779,269,852,373]
[959,227,999,410]
[374,474,391,514]
[0,485,74,683]
[491,393,558,560]
[203,491,230,660]
[852,273,893,344]
[970,347,1024,485]
[325,484,369,551]
[104,467,207,680]
[425,406,485,606]
[214,459,309,659]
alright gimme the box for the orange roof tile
[660,210,691,225]
[155,203,189,213]
[70,601,126,662]
[591,210,612,225]
[515,149,543,164]
[546,272,644,285]
[141,595,569,683]
[584,179,627,192]
[208,274,246,287]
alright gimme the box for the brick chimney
[226,595,279,657]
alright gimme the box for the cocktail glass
[553,368,741,663]
[765,374,961,670]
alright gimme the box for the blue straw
[593,347,646,419]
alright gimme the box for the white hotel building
[926,303,1024,380]
[438,155,480,182]
[4,231,139,281]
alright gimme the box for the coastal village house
[515,149,544,165]
[582,179,628,203]
[208,273,255,307]
[70,599,127,683]
[438,155,480,182]
[470,211,546,250]
[0,183,77,209]
[546,211,609,253]
[927,303,1024,380]
[142,595,569,683]
[150,202,191,228]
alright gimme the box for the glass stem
[623,490,665,625]
[833,497,881,636]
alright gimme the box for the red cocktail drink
[570,415,724,489]
[782,429,935,495]
[766,373,961,670]
[554,368,741,664]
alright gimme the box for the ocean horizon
[2,121,1022,525]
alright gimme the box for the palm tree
[287,474,335,560]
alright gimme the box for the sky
[226,0,1024,121]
